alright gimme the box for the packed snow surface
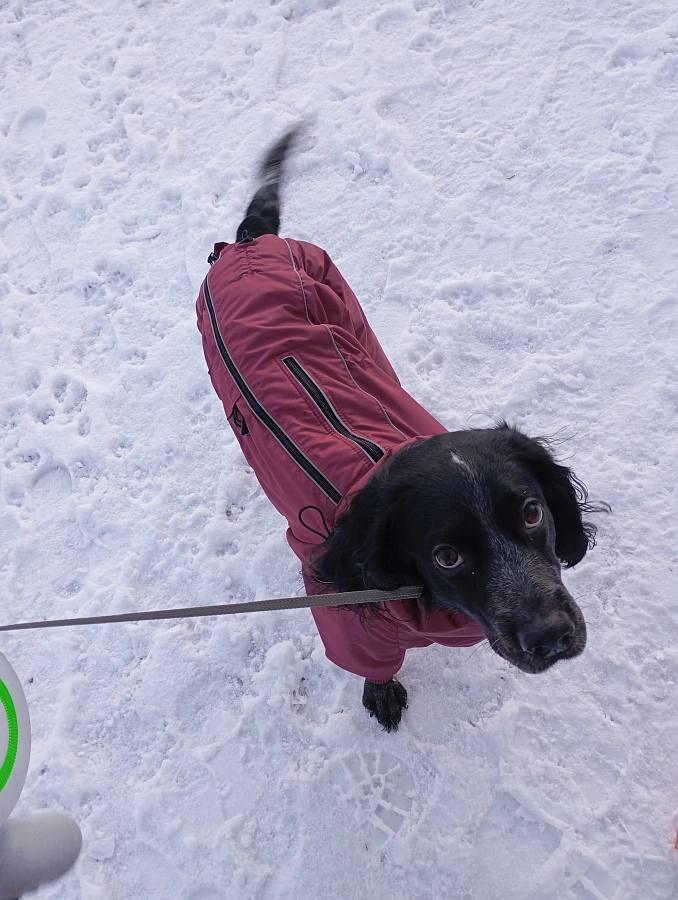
[1,0,677,897]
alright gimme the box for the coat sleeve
[310,605,405,684]
[293,241,402,387]
[302,569,405,683]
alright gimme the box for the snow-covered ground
[1,0,677,897]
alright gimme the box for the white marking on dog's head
[449,451,472,472]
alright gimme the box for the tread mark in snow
[329,751,415,847]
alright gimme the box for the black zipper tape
[283,356,384,464]
[202,276,342,505]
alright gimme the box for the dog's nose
[517,616,575,658]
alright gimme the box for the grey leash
[0,586,423,633]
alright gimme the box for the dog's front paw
[362,677,408,732]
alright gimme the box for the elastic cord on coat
[298,505,332,540]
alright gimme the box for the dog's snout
[516,614,575,659]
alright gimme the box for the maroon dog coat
[196,234,485,682]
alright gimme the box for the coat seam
[283,238,408,442]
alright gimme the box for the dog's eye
[433,545,464,570]
[523,500,544,529]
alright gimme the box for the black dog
[318,427,600,727]
[212,127,602,731]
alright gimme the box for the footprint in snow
[647,296,678,344]
[3,107,47,201]
[0,213,52,295]
[571,860,621,900]
[31,464,73,505]
[329,751,415,847]
[476,791,562,869]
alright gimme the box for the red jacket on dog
[196,234,485,682]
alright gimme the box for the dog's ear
[314,474,417,591]
[502,427,599,567]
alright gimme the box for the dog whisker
[464,640,490,663]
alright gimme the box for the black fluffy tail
[235,126,302,243]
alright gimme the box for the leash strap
[0,586,423,633]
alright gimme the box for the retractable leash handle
[0,653,82,900]
[0,653,30,828]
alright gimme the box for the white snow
[1,0,677,897]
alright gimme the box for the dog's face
[393,432,587,673]
[316,426,597,674]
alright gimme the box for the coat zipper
[283,356,384,464]
[202,276,342,505]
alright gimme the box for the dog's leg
[235,126,302,243]
[362,678,408,732]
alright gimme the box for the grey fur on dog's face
[316,425,597,673]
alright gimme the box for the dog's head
[316,425,602,674]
